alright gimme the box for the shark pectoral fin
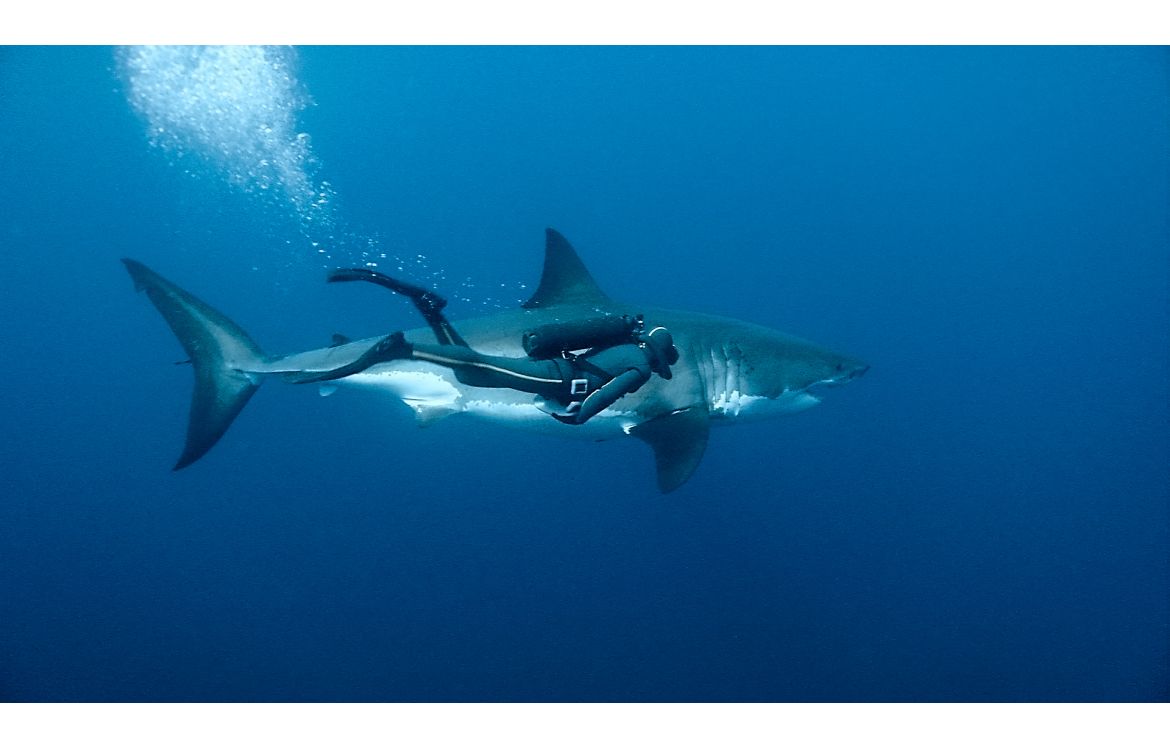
[629,406,710,493]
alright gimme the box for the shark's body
[125,229,867,492]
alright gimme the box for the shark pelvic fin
[122,259,266,470]
[521,228,611,309]
[411,404,460,428]
[629,406,710,493]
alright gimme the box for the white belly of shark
[336,362,821,439]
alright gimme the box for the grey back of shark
[124,229,868,492]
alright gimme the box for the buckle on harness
[570,378,589,395]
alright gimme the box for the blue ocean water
[0,45,1166,702]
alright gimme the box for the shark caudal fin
[122,259,267,470]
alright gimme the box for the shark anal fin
[629,406,710,493]
[521,228,611,309]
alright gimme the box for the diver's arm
[554,367,649,425]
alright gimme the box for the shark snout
[821,357,869,387]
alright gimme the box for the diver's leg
[287,332,570,396]
[407,342,570,393]
[327,268,469,347]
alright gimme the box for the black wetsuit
[404,338,656,424]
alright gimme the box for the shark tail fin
[122,259,267,470]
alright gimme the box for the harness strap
[565,350,613,382]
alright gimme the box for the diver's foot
[415,291,448,315]
[370,331,411,360]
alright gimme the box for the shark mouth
[710,388,821,419]
[813,364,870,390]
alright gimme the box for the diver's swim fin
[327,267,467,347]
[286,331,413,384]
[328,268,448,313]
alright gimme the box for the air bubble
[117,45,336,236]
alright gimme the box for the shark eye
[835,363,844,371]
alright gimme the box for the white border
[2,703,1170,748]
[2,10,1166,740]
[4,1,1170,44]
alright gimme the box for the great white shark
[124,228,868,492]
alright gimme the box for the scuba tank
[522,314,642,358]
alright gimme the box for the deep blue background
[0,46,1166,701]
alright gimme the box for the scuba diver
[290,268,680,426]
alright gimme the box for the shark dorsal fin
[521,228,611,309]
[629,406,710,493]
